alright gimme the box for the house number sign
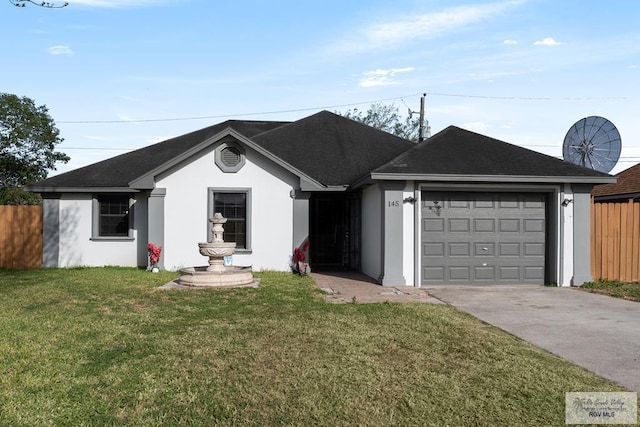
[387,201,401,207]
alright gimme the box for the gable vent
[215,142,246,173]
[221,146,241,167]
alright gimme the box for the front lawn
[0,268,631,426]
[581,279,640,302]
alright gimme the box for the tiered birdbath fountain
[177,213,255,287]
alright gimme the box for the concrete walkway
[310,272,442,304]
[425,285,640,392]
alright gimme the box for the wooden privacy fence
[591,198,640,282]
[0,205,43,269]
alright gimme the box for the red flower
[147,243,162,266]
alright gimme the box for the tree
[0,93,69,189]
[339,103,420,142]
[9,0,68,7]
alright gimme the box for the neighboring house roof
[371,126,614,183]
[26,112,615,193]
[592,162,640,199]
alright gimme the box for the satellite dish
[562,116,621,173]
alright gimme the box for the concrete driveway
[425,285,640,392]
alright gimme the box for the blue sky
[3,0,639,176]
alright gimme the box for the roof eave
[25,186,138,193]
[369,173,617,184]
[128,127,328,191]
[593,192,640,201]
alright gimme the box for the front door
[309,195,360,271]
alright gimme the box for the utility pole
[418,93,431,142]
[418,93,426,142]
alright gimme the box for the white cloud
[48,45,73,55]
[116,113,139,123]
[461,122,490,132]
[68,0,178,8]
[504,39,518,45]
[146,135,174,144]
[534,37,561,46]
[359,67,414,87]
[334,0,524,54]
[81,135,111,141]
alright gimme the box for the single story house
[27,111,615,286]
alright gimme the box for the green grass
[581,279,640,302]
[0,268,632,426]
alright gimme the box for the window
[208,188,251,251]
[92,194,133,239]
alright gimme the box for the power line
[57,94,424,125]
[57,92,627,125]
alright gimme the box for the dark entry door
[310,196,360,270]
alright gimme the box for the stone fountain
[176,213,256,287]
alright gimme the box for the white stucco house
[27,111,615,286]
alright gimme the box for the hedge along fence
[591,197,640,282]
[0,205,43,269]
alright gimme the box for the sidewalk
[310,271,443,304]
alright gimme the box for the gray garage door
[421,191,546,285]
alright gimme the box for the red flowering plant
[291,240,309,275]
[147,243,162,270]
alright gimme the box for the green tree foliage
[339,103,420,141]
[0,187,41,205]
[9,0,68,8]
[0,93,69,189]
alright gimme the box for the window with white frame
[208,188,251,251]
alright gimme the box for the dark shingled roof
[28,113,611,193]
[252,111,415,186]
[373,125,612,178]
[30,119,289,189]
[592,162,640,198]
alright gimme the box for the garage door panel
[474,218,495,232]
[450,266,470,280]
[449,242,470,256]
[499,266,520,280]
[499,242,520,257]
[423,218,444,232]
[524,266,545,280]
[474,266,495,281]
[422,191,546,285]
[499,219,520,232]
[474,242,495,256]
[524,242,544,256]
[450,199,470,208]
[423,242,445,257]
[449,218,470,232]
[423,266,445,281]
[524,219,544,232]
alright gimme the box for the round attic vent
[215,142,245,173]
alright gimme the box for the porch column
[42,194,60,267]
[292,190,310,266]
[148,188,166,269]
[379,181,406,286]
[572,184,593,286]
